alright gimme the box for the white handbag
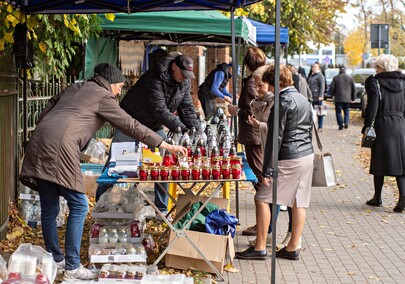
[312,125,337,187]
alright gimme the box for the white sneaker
[56,259,65,273]
[249,235,272,247]
[63,264,98,281]
[280,205,288,211]
[276,232,302,250]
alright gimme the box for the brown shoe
[242,224,257,236]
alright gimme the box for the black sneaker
[235,246,267,260]
[344,124,349,129]
[276,247,299,260]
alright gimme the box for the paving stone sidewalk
[224,103,405,284]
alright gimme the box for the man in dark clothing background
[198,62,233,120]
[329,66,356,130]
[96,55,199,212]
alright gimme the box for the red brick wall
[172,46,231,113]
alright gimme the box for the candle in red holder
[150,166,159,180]
[222,156,231,166]
[191,165,201,180]
[211,155,223,167]
[211,165,221,180]
[163,150,175,166]
[231,155,242,166]
[221,164,231,179]
[231,164,242,179]
[171,165,180,180]
[181,166,190,180]
[202,156,211,167]
[202,166,211,180]
[160,166,169,180]
[139,164,149,180]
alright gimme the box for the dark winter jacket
[308,72,325,102]
[198,63,231,99]
[20,76,163,193]
[330,72,356,103]
[237,75,261,146]
[363,71,405,175]
[262,87,314,178]
[120,57,199,133]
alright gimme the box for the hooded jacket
[363,71,405,175]
[120,57,199,133]
[20,76,163,193]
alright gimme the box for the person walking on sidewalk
[308,62,325,132]
[329,66,356,130]
[19,63,187,281]
[363,54,405,212]
[236,65,314,260]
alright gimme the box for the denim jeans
[313,100,324,129]
[335,102,350,128]
[97,128,169,211]
[37,179,88,270]
[268,204,280,233]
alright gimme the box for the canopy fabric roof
[98,11,254,45]
[13,0,261,14]
[248,18,289,45]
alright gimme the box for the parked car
[350,68,375,111]
[324,68,339,100]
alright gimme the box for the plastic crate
[81,163,104,174]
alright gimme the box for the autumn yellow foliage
[343,29,367,67]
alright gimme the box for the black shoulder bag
[361,80,381,148]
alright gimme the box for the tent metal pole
[235,36,242,221]
[271,0,282,282]
[230,11,240,221]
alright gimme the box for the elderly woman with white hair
[363,54,405,212]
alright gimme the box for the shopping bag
[312,152,337,187]
[314,105,327,116]
[361,126,376,148]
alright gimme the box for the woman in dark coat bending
[363,54,405,212]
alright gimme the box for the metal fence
[0,54,18,240]
[17,72,135,159]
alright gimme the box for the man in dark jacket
[329,66,356,130]
[198,62,233,119]
[120,54,199,134]
[97,55,199,212]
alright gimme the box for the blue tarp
[248,18,289,45]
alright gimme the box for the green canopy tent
[97,10,253,44]
[85,10,255,78]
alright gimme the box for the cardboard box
[165,194,234,274]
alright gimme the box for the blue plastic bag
[205,209,238,238]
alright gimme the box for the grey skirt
[255,153,314,208]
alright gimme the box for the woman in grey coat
[308,63,325,131]
[363,54,405,212]
[20,63,187,280]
